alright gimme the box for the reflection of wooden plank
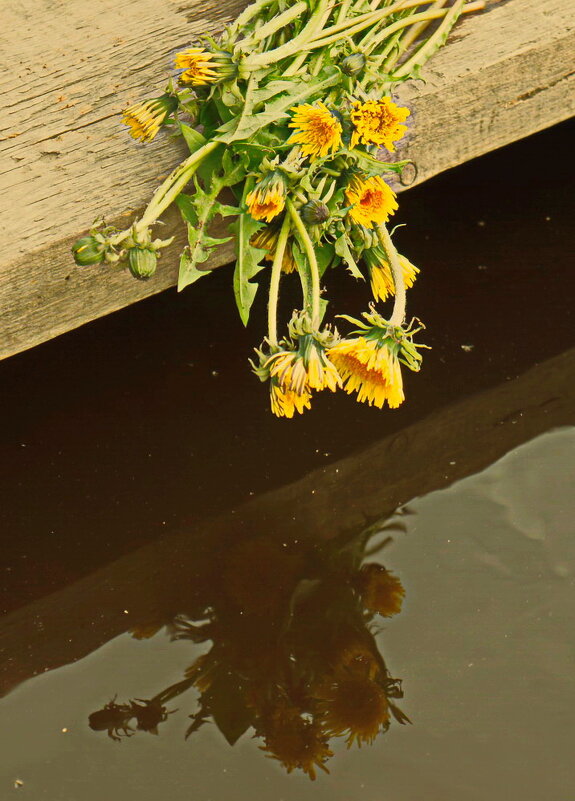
[1,346,574,696]
[1,0,574,359]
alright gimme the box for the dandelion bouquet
[72,0,483,417]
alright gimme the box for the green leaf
[176,193,199,226]
[230,211,266,326]
[207,671,253,746]
[316,242,336,277]
[335,235,364,280]
[178,123,207,154]
[216,73,340,144]
[178,247,211,292]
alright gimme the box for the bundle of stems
[73,0,483,418]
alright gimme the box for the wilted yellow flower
[364,247,419,302]
[260,710,333,780]
[288,102,343,160]
[350,98,410,151]
[315,675,390,747]
[328,336,404,409]
[251,226,296,274]
[246,172,287,222]
[174,47,233,85]
[270,378,312,418]
[122,94,178,142]
[267,340,340,394]
[346,175,398,228]
[356,563,405,617]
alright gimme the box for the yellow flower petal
[345,175,398,228]
[350,98,410,151]
[288,102,343,160]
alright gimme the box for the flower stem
[267,214,291,347]
[243,0,330,67]
[287,198,320,329]
[135,140,220,232]
[377,223,406,326]
[241,2,308,46]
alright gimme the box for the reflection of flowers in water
[88,527,409,780]
[315,675,390,747]
[355,562,405,617]
[259,706,333,780]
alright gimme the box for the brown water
[0,119,574,799]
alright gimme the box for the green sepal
[335,234,364,280]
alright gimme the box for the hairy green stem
[313,0,479,52]
[241,2,308,46]
[244,0,330,67]
[377,223,406,325]
[393,0,446,57]
[133,140,220,233]
[283,3,334,75]
[287,199,321,328]
[393,0,478,77]
[267,214,291,346]
[228,0,278,37]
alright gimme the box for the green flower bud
[341,53,366,77]
[301,200,330,225]
[72,236,105,266]
[128,246,157,280]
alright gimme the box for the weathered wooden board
[1,343,574,695]
[1,0,574,360]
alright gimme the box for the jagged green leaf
[316,241,336,277]
[230,212,266,326]
[178,246,212,291]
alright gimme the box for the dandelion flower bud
[246,171,287,223]
[72,236,106,266]
[341,53,366,77]
[175,47,237,86]
[301,200,330,225]
[128,246,157,281]
[122,95,178,143]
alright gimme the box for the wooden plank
[1,344,574,695]
[1,0,574,360]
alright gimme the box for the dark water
[0,119,574,799]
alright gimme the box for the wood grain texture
[1,0,574,359]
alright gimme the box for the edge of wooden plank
[1,0,574,360]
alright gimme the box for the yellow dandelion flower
[267,342,340,394]
[350,98,410,151]
[364,247,419,302]
[288,102,343,160]
[345,175,398,228]
[174,47,219,85]
[246,172,287,223]
[250,226,296,274]
[122,94,178,143]
[260,711,333,780]
[270,378,312,418]
[315,675,390,747]
[356,563,405,617]
[328,336,404,409]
